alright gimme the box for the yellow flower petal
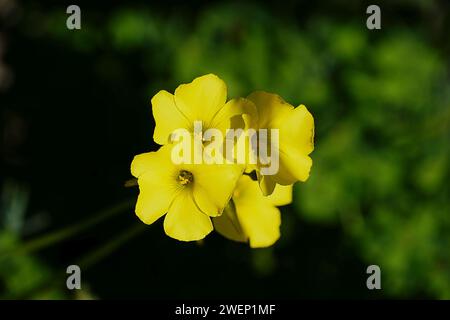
[247,91,293,128]
[276,150,313,184]
[151,90,191,145]
[164,191,213,241]
[247,91,314,191]
[233,175,281,248]
[135,178,178,225]
[210,97,257,134]
[266,184,293,206]
[276,104,314,155]
[131,146,180,225]
[274,104,314,183]
[212,202,247,243]
[244,208,280,248]
[207,98,258,170]
[190,162,243,217]
[131,144,176,177]
[174,74,227,127]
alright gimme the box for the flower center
[177,170,194,186]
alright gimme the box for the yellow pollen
[177,170,194,186]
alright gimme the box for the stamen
[177,170,194,186]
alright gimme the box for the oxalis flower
[130,74,314,246]
[213,175,292,248]
[244,91,315,196]
[131,143,242,241]
[152,73,252,145]
[130,74,251,241]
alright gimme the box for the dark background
[0,0,449,299]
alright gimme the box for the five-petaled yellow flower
[131,144,242,241]
[152,74,250,145]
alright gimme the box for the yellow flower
[152,74,252,145]
[131,75,313,246]
[246,91,314,195]
[131,144,242,241]
[213,175,292,248]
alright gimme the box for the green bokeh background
[1,0,449,299]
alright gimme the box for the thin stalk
[11,222,146,299]
[77,222,146,270]
[1,199,134,259]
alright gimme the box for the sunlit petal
[164,191,213,241]
[152,90,191,145]
[174,74,227,126]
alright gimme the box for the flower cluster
[131,74,314,247]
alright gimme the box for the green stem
[11,222,145,299]
[78,223,146,270]
[1,199,134,259]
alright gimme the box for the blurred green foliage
[0,231,66,299]
[2,1,449,299]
